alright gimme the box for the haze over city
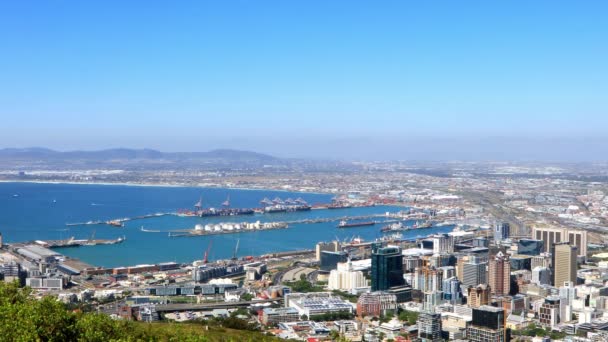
[1,1,607,161]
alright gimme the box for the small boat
[12,194,19,198]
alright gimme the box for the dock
[40,236,126,248]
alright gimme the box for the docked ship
[412,221,433,229]
[380,222,406,232]
[199,208,255,217]
[337,220,375,228]
[190,196,255,217]
[328,202,353,209]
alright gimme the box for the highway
[155,298,282,312]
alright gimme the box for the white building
[285,292,354,317]
[327,260,368,292]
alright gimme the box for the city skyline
[1,2,607,160]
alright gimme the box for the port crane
[232,239,240,260]
[203,239,213,264]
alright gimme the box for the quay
[42,236,126,248]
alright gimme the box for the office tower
[532,226,587,257]
[531,266,551,285]
[423,290,444,312]
[567,229,587,258]
[428,253,452,268]
[403,256,423,272]
[489,252,511,296]
[473,237,489,248]
[462,256,488,288]
[467,284,490,308]
[438,266,455,279]
[494,222,510,242]
[430,233,454,254]
[319,251,347,272]
[539,296,561,328]
[552,243,577,286]
[315,241,340,261]
[418,311,442,342]
[442,276,462,303]
[371,243,404,291]
[531,253,551,269]
[559,281,576,322]
[509,255,532,271]
[517,238,544,256]
[413,266,443,292]
[468,305,509,342]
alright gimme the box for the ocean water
[0,182,454,267]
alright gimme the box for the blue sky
[1,1,607,160]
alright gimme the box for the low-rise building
[260,307,300,325]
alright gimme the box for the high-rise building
[371,243,404,291]
[467,284,490,308]
[430,233,454,254]
[489,252,511,296]
[539,296,561,328]
[509,255,532,271]
[467,284,491,308]
[442,276,462,303]
[517,239,544,256]
[494,222,510,242]
[403,256,423,272]
[418,311,442,342]
[468,305,509,342]
[552,243,577,286]
[423,290,444,312]
[315,241,341,261]
[531,266,551,286]
[559,281,576,323]
[328,260,368,291]
[531,253,551,269]
[462,256,488,288]
[319,251,348,272]
[532,226,587,258]
[412,266,443,292]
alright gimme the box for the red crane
[203,239,213,264]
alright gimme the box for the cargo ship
[380,222,406,232]
[337,220,375,228]
[328,203,353,210]
[380,221,433,232]
[199,208,255,217]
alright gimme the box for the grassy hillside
[0,281,282,341]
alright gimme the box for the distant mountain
[0,147,281,170]
[0,147,277,160]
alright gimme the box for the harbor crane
[203,239,213,264]
[232,238,240,260]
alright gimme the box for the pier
[31,236,126,248]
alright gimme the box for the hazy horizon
[1,2,606,162]
[3,135,608,163]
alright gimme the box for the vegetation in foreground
[0,281,283,342]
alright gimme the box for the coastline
[0,179,332,195]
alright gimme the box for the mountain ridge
[0,147,278,161]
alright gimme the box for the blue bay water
[0,182,454,267]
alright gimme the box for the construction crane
[203,239,213,264]
[232,239,240,260]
